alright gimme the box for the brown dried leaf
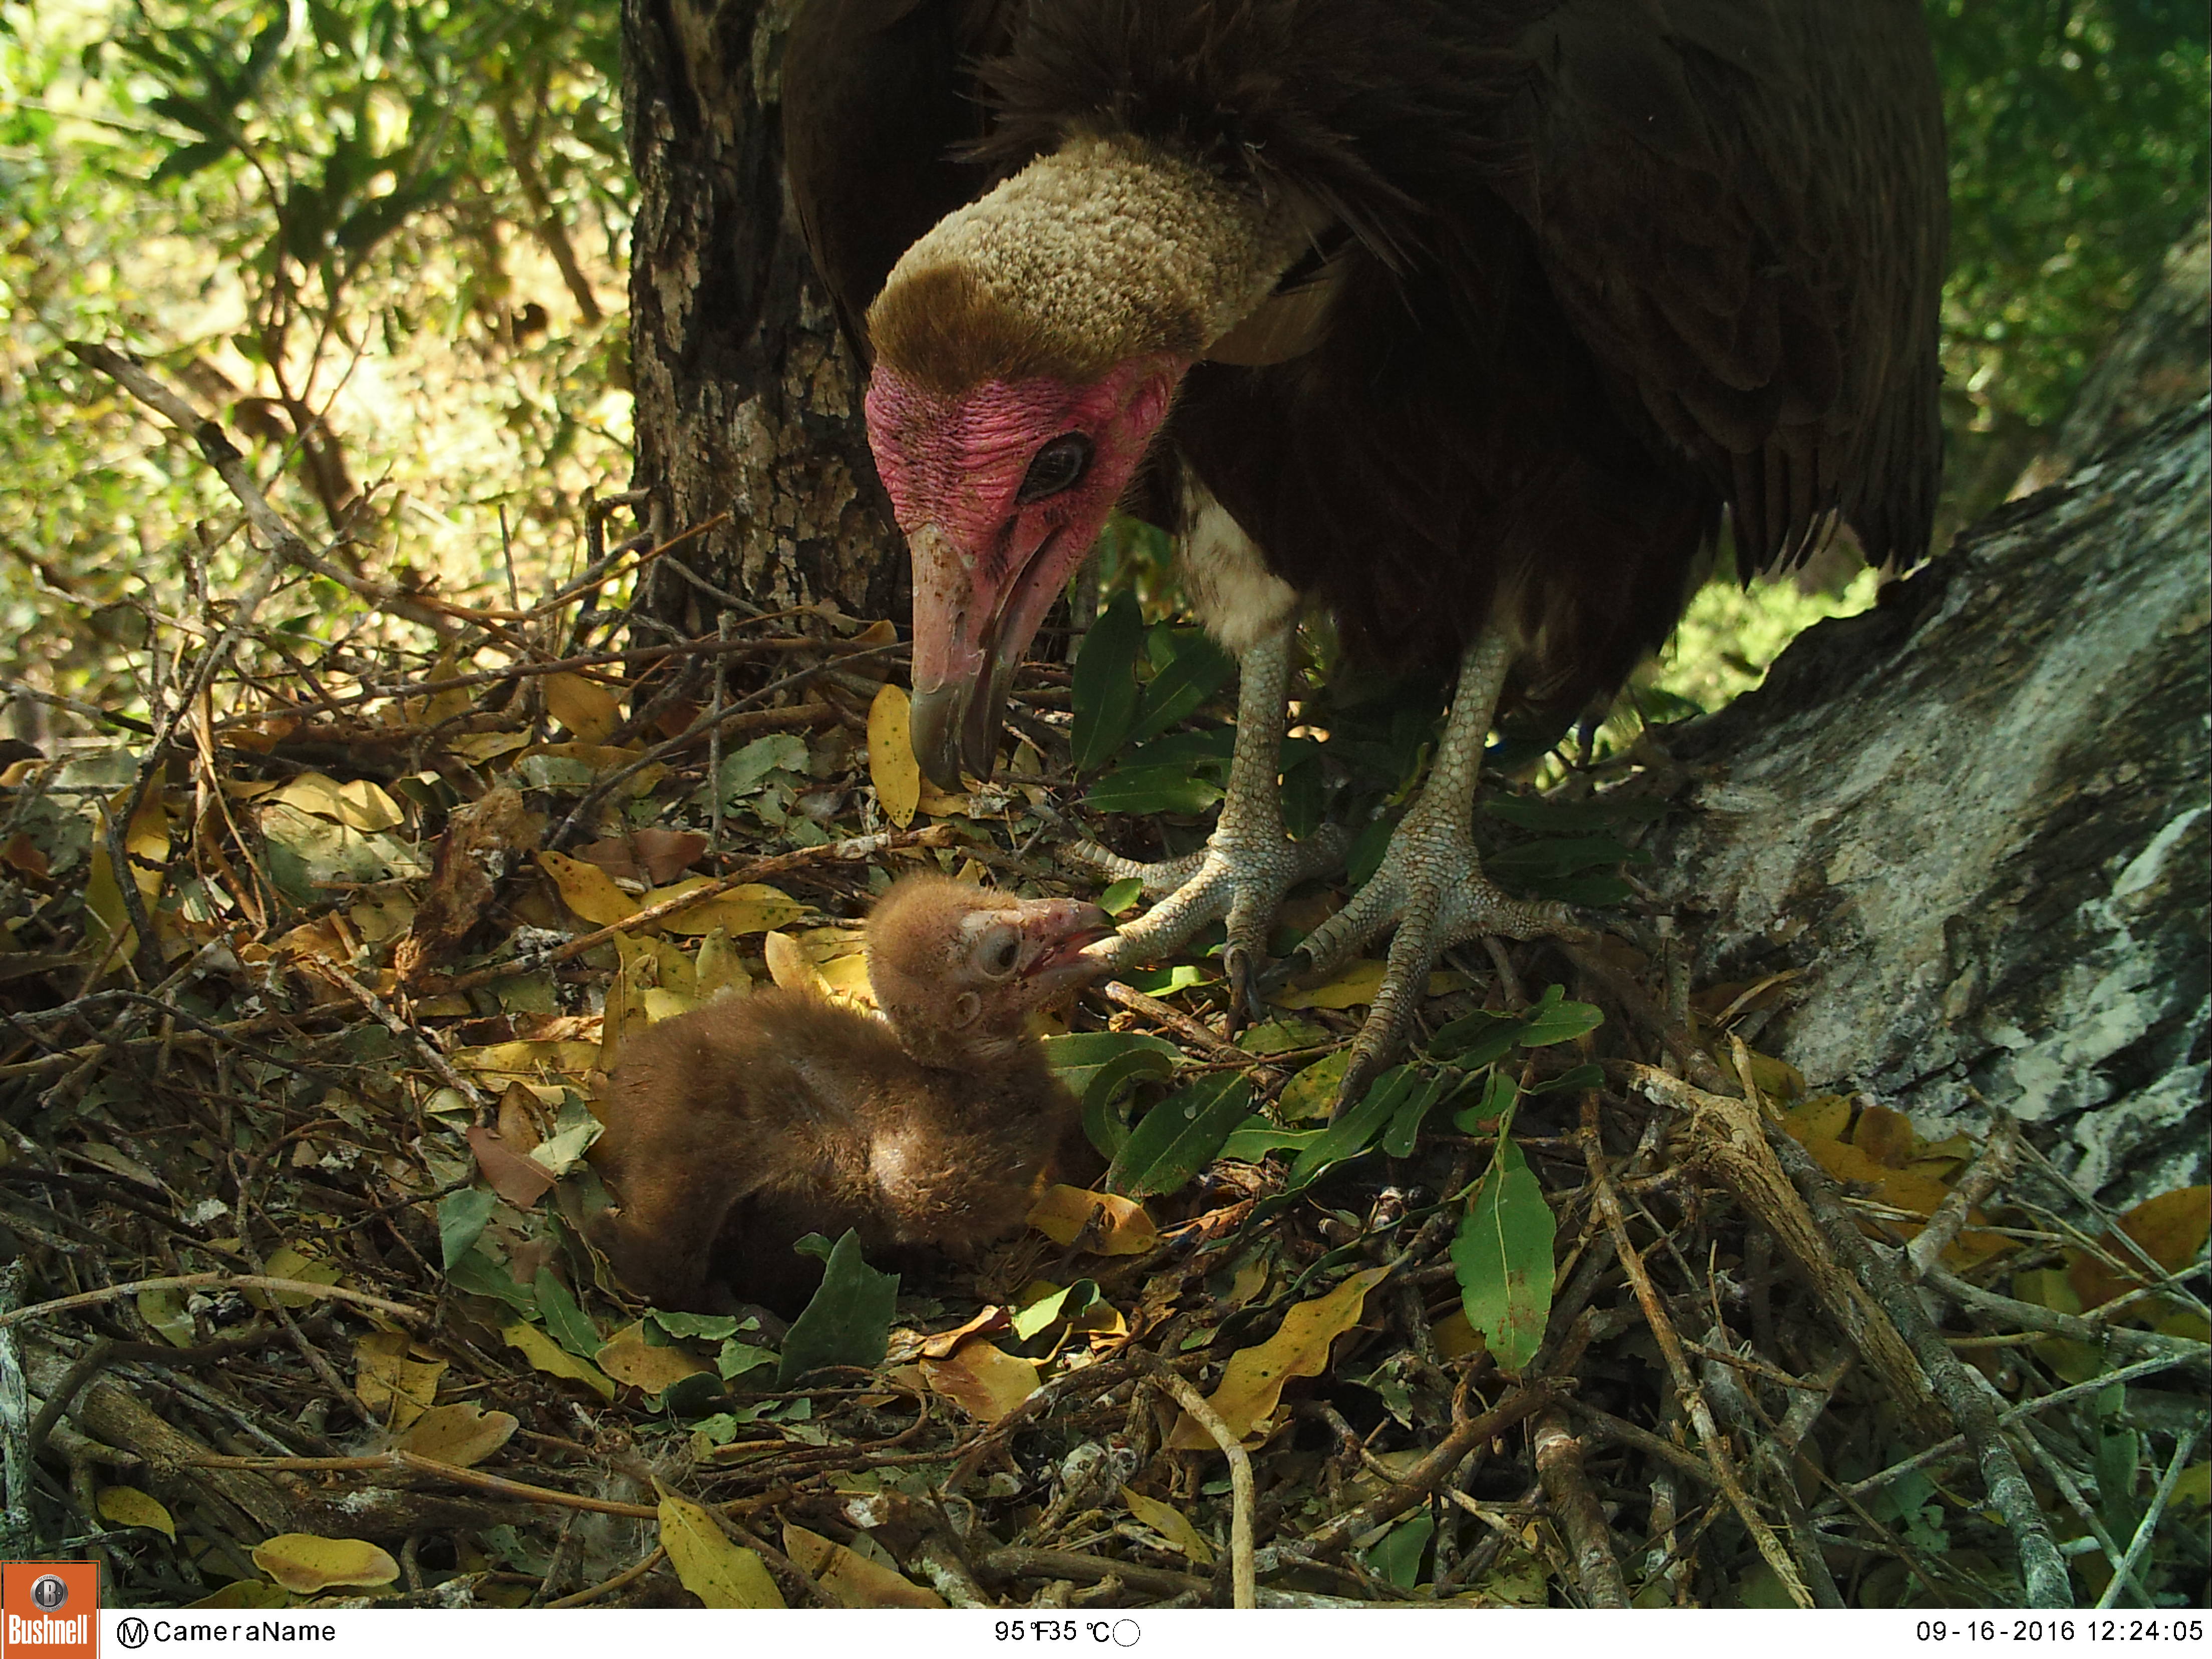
[467,1126,556,1207]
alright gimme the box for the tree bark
[621,0,899,636]
[1646,401,2209,1208]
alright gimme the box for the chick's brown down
[588,876,1112,1313]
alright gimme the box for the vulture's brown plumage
[589,877,1111,1313]
[783,0,1947,1105]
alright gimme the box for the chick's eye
[984,933,1022,977]
[1016,433,1094,504]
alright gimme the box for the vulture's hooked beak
[906,519,1076,789]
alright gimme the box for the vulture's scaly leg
[1285,623,1583,1112]
[1069,623,1345,1011]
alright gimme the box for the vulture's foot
[1268,625,1589,1116]
[1069,623,1345,1015]
[1276,805,1585,1112]
[1068,815,1347,1013]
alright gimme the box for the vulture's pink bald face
[866,354,1183,786]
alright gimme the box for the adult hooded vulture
[782,0,1947,1101]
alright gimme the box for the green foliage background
[1,0,2204,717]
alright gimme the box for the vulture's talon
[1064,624,1346,994]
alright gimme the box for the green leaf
[1517,984,1605,1046]
[445,1246,538,1317]
[533,1271,601,1361]
[1107,1074,1253,1198]
[1101,877,1144,916]
[1129,630,1236,743]
[1236,1017,1329,1055]
[1450,1070,1519,1134]
[1117,728,1235,772]
[1123,963,1209,996]
[1219,1117,1329,1162]
[437,1187,498,1270]
[650,1310,740,1341]
[1277,1049,1350,1122]
[1364,1512,1436,1590]
[1525,1062,1605,1096]
[1012,1280,1099,1340]
[1042,1031,1181,1161]
[1380,1071,1452,1157]
[1485,835,1637,880]
[1427,1009,1526,1068]
[149,137,236,184]
[1481,794,1664,833]
[1084,767,1224,816]
[1450,1140,1555,1373]
[1286,1067,1423,1186]
[1070,591,1144,773]
[777,1230,897,1385]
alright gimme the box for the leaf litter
[0,491,2200,1615]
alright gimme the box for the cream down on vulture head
[588,877,1112,1315]
[784,0,1948,1108]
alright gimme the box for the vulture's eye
[980,930,1022,978]
[1016,433,1094,504]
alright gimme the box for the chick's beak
[1014,898,1116,992]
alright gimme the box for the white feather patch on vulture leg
[1069,474,1345,1013]
[1279,622,1590,1115]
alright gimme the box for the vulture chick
[784,0,1947,1109]
[589,877,1112,1313]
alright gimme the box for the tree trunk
[1646,401,2209,1209]
[621,0,899,636]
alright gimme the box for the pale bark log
[1647,401,2209,1207]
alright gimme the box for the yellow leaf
[502,1319,615,1399]
[920,1341,1041,1423]
[656,1485,785,1608]
[1432,1309,1489,1362]
[1121,1487,1215,1565]
[763,931,831,997]
[187,1582,290,1609]
[98,1485,175,1539]
[781,1523,946,1608]
[2070,1185,2212,1313]
[543,672,625,744]
[647,881,807,937]
[269,773,403,832]
[537,850,639,926]
[136,1285,194,1348]
[394,1402,517,1468]
[597,1320,712,1395]
[1026,1186,1159,1255]
[1269,961,1461,1011]
[85,783,170,964]
[250,1533,400,1593]
[1278,1051,1351,1122]
[695,929,752,999]
[248,1244,342,1310]
[450,1039,602,1086]
[1173,1266,1390,1449]
[868,684,921,827]
[353,1331,446,1433]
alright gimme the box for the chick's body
[589,877,1112,1313]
